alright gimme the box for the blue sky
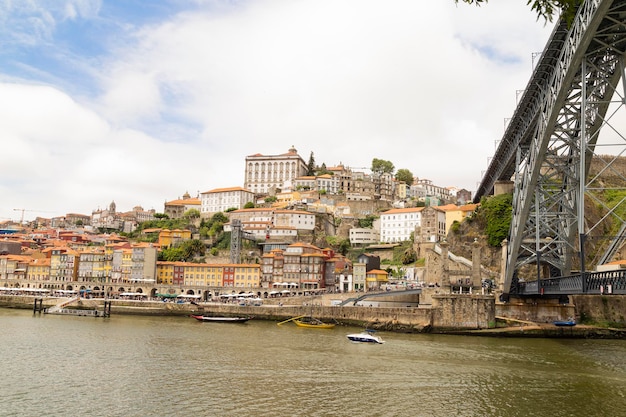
[0,0,557,222]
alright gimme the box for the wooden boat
[190,315,251,323]
[293,316,336,329]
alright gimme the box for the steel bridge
[474,0,626,299]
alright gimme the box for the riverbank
[2,294,624,339]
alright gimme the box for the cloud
[0,0,557,221]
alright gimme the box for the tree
[395,168,414,185]
[183,208,200,221]
[306,152,316,176]
[480,193,513,246]
[243,202,255,209]
[371,158,395,175]
[456,0,582,25]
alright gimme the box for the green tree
[183,208,200,221]
[395,168,414,185]
[401,248,417,264]
[244,201,255,209]
[371,158,395,175]
[180,239,207,261]
[358,215,378,228]
[264,196,277,203]
[456,0,582,24]
[306,152,316,176]
[481,193,513,246]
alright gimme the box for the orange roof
[201,186,252,194]
[382,207,424,214]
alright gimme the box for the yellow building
[159,229,192,248]
[27,258,50,282]
[366,269,389,291]
[157,261,175,285]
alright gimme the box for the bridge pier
[495,295,575,323]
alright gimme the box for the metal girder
[476,0,626,296]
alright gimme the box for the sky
[0,0,557,223]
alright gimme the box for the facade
[438,203,480,237]
[349,228,380,246]
[226,208,315,241]
[164,192,201,219]
[244,146,308,195]
[352,262,367,292]
[200,187,255,217]
[410,178,453,204]
[159,229,192,248]
[365,269,389,291]
[418,206,447,243]
[379,207,424,243]
[130,244,157,283]
[262,242,327,290]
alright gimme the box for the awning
[156,293,178,298]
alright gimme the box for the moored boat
[190,315,251,323]
[293,316,336,329]
[553,319,576,327]
[346,330,384,344]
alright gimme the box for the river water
[1,308,625,417]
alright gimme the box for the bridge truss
[474,0,626,298]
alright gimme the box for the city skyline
[0,0,556,222]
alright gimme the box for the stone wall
[572,295,626,325]
[431,294,496,329]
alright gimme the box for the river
[1,308,625,417]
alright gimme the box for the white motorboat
[346,330,384,344]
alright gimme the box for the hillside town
[1,147,480,299]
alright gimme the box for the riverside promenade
[2,294,625,338]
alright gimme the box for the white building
[349,228,380,246]
[200,187,255,217]
[380,207,424,243]
[244,146,308,194]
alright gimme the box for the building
[244,146,308,195]
[164,192,201,219]
[418,206,447,243]
[200,187,255,217]
[410,178,453,204]
[379,207,424,243]
[438,203,480,237]
[226,208,315,241]
[349,228,380,246]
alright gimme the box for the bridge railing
[517,270,626,295]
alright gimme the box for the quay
[2,293,625,339]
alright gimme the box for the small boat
[553,319,576,327]
[346,330,384,344]
[190,315,251,323]
[293,316,336,329]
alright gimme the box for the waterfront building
[244,146,308,195]
[49,248,79,283]
[77,249,107,283]
[200,186,255,217]
[352,262,366,292]
[379,207,424,243]
[26,257,50,282]
[111,248,133,283]
[130,244,157,284]
[261,249,284,289]
[366,269,389,291]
